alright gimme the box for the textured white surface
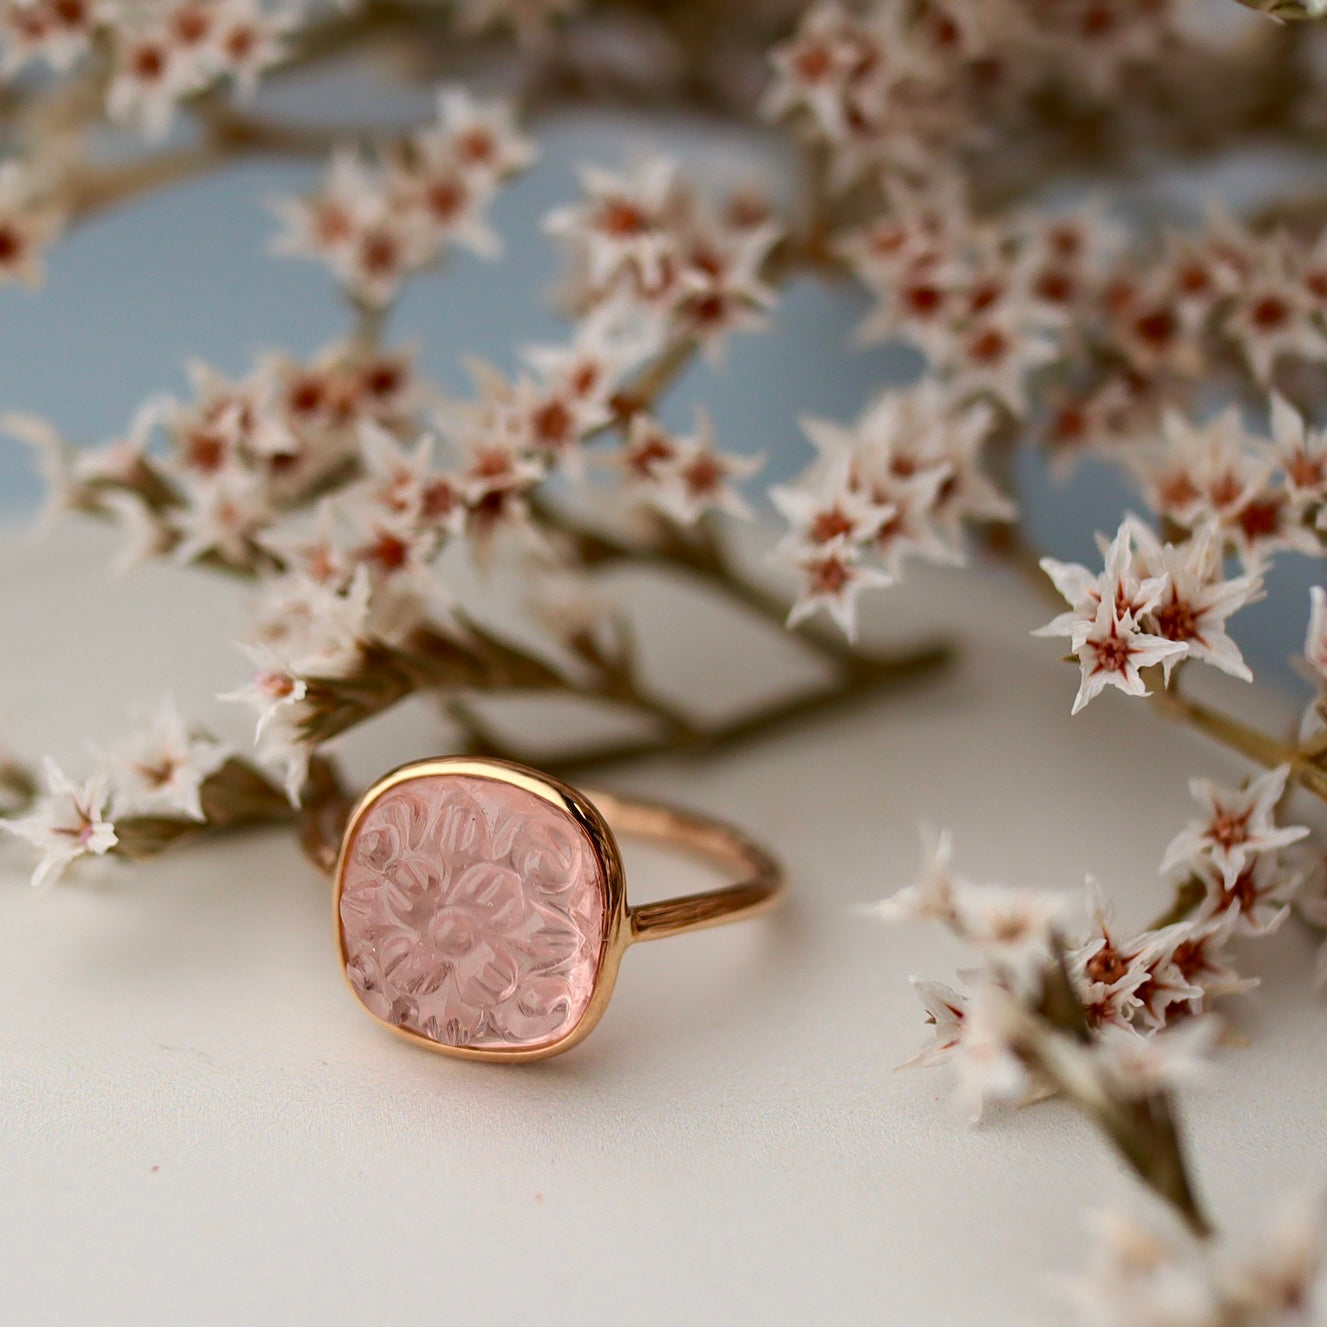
[2,522,1325,1327]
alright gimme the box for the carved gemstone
[338,773,606,1051]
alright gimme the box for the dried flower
[105,697,230,821]
[1161,765,1310,890]
[1,757,118,887]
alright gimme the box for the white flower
[212,0,294,99]
[0,0,103,76]
[106,697,230,821]
[1129,924,1207,1031]
[1147,913,1258,1013]
[1036,519,1170,644]
[270,150,374,266]
[634,409,762,527]
[899,976,966,1070]
[1161,765,1310,889]
[869,827,1067,990]
[1067,599,1187,715]
[952,881,1069,984]
[1067,881,1155,1031]
[1062,1205,1221,1327]
[1193,852,1300,937]
[257,501,352,588]
[770,453,892,554]
[1090,1018,1219,1099]
[1271,394,1327,509]
[763,3,891,135]
[947,977,1033,1122]
[390,150,501,262]
[1068,1194,1325,1327]
[354,421,464,539]
[865,824,958,925]
[794,383,1002,578]
[170,468,273,567]
[106,24,211,140]
[243,566,374,677]
[1224,245,1327,384]
[220,644,310,742]
[272,152,438,308]
[1128,519,1263,684]
[940,311,1060,417]
[544,158,678,290]
[1,757,117,888]
[421,86,536,184]
[785,538,892,641]
[1132,407,1308,568]
[670,208,782,356]
[521,298,657,413]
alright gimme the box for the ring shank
[585,791,784,943]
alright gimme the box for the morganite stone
[338,774,606,1051]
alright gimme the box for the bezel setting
[332,755,630,1063]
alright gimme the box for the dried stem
[1029,938,1215,1239]
[455,636,953,778]
[0,758,39,817]
[113,755,295,858]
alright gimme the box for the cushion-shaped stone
[338,773,606,1051]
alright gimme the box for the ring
[329,756,784,1062]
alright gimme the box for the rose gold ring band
[582,790,785,942]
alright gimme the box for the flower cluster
[1,0,296,138]
[0,698,229,886]
[1038,514,1264,714]
[1043,216,1327,468]
[836,186,1327,491]
[1133,403,1326,564]
[1033,396,1327,717]
[273,88,535,307]
[765,1,1190,199]
[12,125,794,805]
[23,336,420,569]
[544,158,782,361]
[839,187,1104,417]
[771,381,1014,638]
[1066,1198,1325,1327]
[872,764,1309,1119]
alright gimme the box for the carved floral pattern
[338,774,605,1049]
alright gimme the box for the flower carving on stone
[338,774,605,1049]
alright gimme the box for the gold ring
[328,756,783,1062]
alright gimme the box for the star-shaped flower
[106,697,230,822]
[1,757,118,888]
[1161,764,1310,888]
[1067,599,1186,715]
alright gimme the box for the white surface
[2,521,1325,1327]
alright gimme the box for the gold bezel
[331,755,630,1064]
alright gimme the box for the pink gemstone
[338,774,606,1051]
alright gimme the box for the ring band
[329,756,783,1062]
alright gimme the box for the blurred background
[1,55,1320,689]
